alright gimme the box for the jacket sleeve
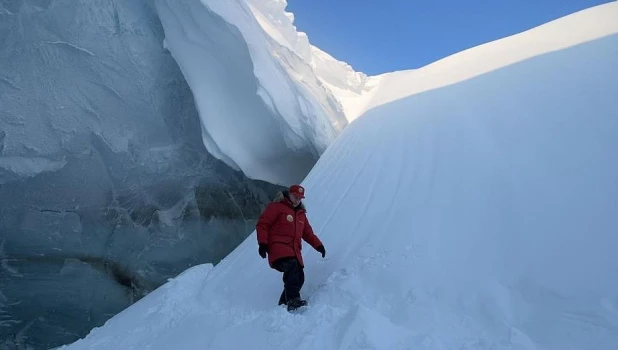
[256,203,278,245]
[302,219,323,249]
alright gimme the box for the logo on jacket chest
[286,214,293,222]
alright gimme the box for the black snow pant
[273,257,305,305]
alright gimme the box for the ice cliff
[0,0,349,348]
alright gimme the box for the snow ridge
[361,1,618,120]
[249,0,618,122]
[246,0,378,120]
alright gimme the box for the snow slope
[61,3,618,349]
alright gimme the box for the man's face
[289,193,302,206]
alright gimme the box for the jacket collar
[274,190,306,211]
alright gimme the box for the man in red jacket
[256,184,326,311]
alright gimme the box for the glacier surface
[60,2,618,350]
[63,31,618,350]
[3,0,618,348]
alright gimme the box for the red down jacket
[256,191,323,268]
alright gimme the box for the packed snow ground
[61,2,618,349]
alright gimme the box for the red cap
[289,184,305,198]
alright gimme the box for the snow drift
[61,3,618,350]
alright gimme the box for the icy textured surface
[60,5,618,350]
[0,0,283,348]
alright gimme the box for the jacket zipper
[293,210,299,259]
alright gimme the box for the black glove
[316,245,325,258]
[258,243,268,259]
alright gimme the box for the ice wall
[0,0,285,348]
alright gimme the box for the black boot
[278,290,286,306]
[273,258,305,306]
[286,297,308,312]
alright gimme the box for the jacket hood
[273,190,306,211]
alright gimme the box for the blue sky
[286,0,612,75]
